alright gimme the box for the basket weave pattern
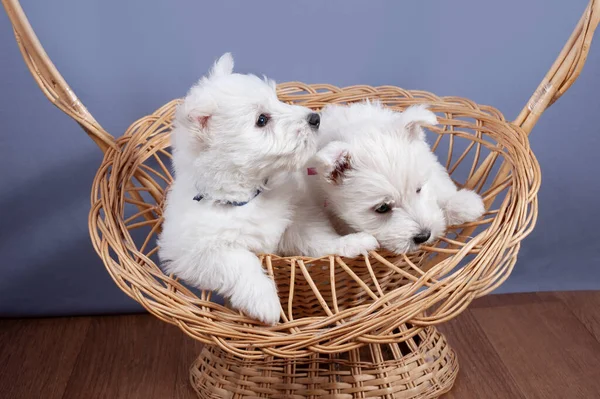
[190,326,456,398]
[89,84,539,359]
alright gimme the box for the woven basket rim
[88,83,540,358]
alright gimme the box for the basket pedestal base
[189,326,458,399]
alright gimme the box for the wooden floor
[1,291,600,398]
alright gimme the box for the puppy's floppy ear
[188,102,217,133]
[178,89,217,135]
[208,52,234,78]
[314,141,353,185]
[398,104,437,141]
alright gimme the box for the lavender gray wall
[1,0,598,316]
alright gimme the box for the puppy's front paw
[229,275,281,325]
[445,189,485,226]
[338,232,379,258]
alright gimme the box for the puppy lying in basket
[158,54,377,325]
[290,101,485,254]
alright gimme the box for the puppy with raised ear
[158,53,322,325]
[300,101,485,254]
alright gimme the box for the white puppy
[299,101,485,254]
[158,53,322,325]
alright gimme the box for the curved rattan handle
[515,0,600,133]
[471,0,600,187]
[2,0,115,152]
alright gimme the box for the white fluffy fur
[278,186,379,258]
[290,101,485,254]
[158,53,321,325]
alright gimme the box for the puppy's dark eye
[416,187,422,194]
[256,114,270,127]
[374,203,392,214]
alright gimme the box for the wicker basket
[4,1,599,397]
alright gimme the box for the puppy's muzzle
[307,113,320,130]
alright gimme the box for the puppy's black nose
[413,230,431,245]
[307,113,320,129]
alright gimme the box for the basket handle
[469,0,600,188]
[2,0,115,152]
[515,0,600,134]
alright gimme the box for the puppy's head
[314,103,446,254]
[173,53,319,177]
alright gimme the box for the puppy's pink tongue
[307,167,318,175]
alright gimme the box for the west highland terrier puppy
[301,101,485,254]
[158,53,323,325]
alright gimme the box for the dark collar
[193,188,262,206]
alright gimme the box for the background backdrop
[1,0,599,316]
